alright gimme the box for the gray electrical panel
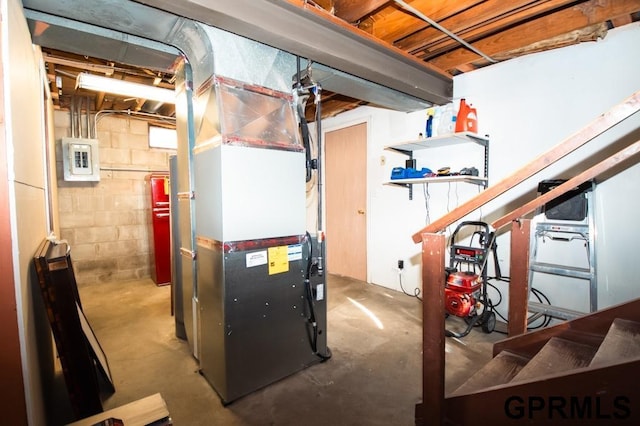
[61,138,100,181]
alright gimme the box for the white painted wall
[317,23,640,318]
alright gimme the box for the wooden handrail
[411,90,640,243]
[492,138,640,230]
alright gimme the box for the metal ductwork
[23,0,452,107]
[23,0,214,90]
[301,63,431,112]
[133,0,452,105]
[24,9,181,73]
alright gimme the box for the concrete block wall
[54,111,175,285]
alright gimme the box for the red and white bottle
[455,98,478,133]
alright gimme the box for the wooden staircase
[412,91,640,425]
[445,299,640,424]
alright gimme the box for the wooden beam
[508,219,530,337]
[410,90,640,243]
[454,63,476,73]
[43,52,115,75]
[95,91,106,111]
[430,0,640,72]
[492,139,640,230]
[333,0,388,23]
[611,13,633,27]
[307,94,366,121]
[399,0,579,57]
[418,233,446,426]
[49,63,60,100]
[363,0,484,42]
[135,98,147,112]
[488,23,608,62]
[311,0,335,15]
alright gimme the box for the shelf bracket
[388,181,414,200]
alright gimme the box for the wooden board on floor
[67,393,171,426]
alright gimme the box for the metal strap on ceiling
[393,0,497,64]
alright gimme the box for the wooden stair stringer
[493,297,640,358]
[444,357,640,425]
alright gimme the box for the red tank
[445,271,481,317]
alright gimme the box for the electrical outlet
[397,259,404,270]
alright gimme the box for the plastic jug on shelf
[455,98,478,134]
[437,103,456,135]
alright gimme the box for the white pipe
[69,97,75,138]
[76,97,82,138]
[86,96,91,138]
[94,109,176,132]
[393,0,497,64]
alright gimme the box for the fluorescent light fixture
[76,73,175,104]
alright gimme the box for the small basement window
[149,125,177,149]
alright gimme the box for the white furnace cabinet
[195,144,306,242]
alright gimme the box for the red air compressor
[445,221,497,338]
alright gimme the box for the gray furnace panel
[198,236,327,403]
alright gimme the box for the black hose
[304,232,331,361]
[298,103,313,182]
[315,85,324,277]
[486,277,553,329]
[445,314,481,338]
[295,57,313,183]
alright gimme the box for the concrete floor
[54,275,503,425]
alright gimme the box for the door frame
[321,116,372,283]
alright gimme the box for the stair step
[511,337,597,383]
[590,318,640,367]
[450,351,529,396]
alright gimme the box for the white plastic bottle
[437,103,456,135]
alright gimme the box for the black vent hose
[298,103,313,183]
[304,232,331,361]
[295,56,313,183]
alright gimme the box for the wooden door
[325,122,367,281]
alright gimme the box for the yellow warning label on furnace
[268,246,289,275]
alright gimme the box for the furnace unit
[193,76,328,404]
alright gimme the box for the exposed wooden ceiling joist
[397,0,580,57]
[429,0,640,72]
[333,0,390,23]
